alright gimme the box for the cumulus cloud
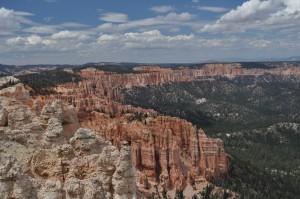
[5,29,93,53]
[99,12,129,23]
[6,35,45,46]
[51,30,90,40]
[202,0,300,32]
[6,36,26,45]
[5,31,89,52]
[198,6,229,12]
[2,1,300,64]
[27,35,42,45]
[150,6,174,13]
[0,7,34,35]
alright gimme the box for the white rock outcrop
[0,84,136,199]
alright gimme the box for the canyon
[50,62,300,196]
[3,62,298,197]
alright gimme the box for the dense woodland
[18,69,82,95]
[123,75,300,198]
[75,63,142,74]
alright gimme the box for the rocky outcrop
[53,83,158,122]
[38,65,235,195]
[0,83,30,103]
[81,112,229,195]
[0,76,19,87]
[0,155,34,199]
[11,63,300,196]
[0,84,136,199]
[0,106,8,126]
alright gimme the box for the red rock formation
[54,63,300,107]
[80,111,229,193]
[52,82,158,122]
[40,64,293,194]
[0,84,137,199]
[21,63,300,195]
[71,63,300,93]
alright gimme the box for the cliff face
[51,83,157,123]
[44,64,286,194]
[76,63,300,91]
[47,63,300,194]
[0,84,136,199]
[4,63,299,196]
[54,64,300,115]
[80,113,228,192]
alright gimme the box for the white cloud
[23,23,89,34]
[51,30,90,40]
[99,12,129,23]
[6,36,25,45]
[6,35,43,46]
[60,22,89,28]
[2,1,300,64]
[98,34,115,42]
[4,31,89,52]
[97,12,194,32]
[249,39,272,48]
[3,29,299,64]
[98,30,194,50]
[150,6,174,13]
[27,35,42,45]
[23,25,57,34]
[14,11,34,17]
[218,0,282,23]
[164,12,193,21]
[202,0,300,33]
[192,0,199,3]
[0,7,34,35]
[198,6,228,12]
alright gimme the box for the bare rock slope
[82,112,228,194]
[0,84,136,199]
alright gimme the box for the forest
[122,74,300,198]
[18,69,82,95]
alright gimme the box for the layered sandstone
[52,82,158,122]
[59,63,300,91]
[80,111,229,196]
[15,63,300,196]
[0,84,136,199]
[38,64,290,195]
[72,63,300,92]
[55,63,300,111]
[43,65,242,195]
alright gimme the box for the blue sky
[0,0,300,64]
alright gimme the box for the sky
[0,0,300,65]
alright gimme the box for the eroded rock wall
[0,84,136,199]
[81,112,229,193]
